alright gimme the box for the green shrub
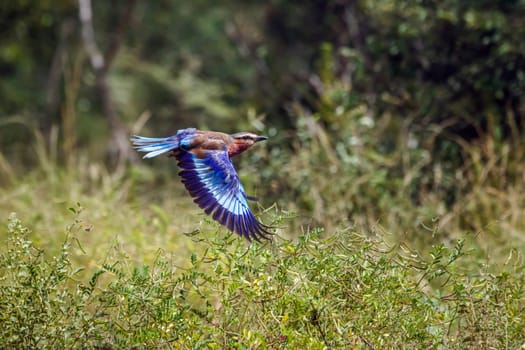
[0,213,98,348]
[1,212,523,349]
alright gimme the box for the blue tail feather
[131,135,179,158]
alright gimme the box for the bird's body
[131,128,271,242]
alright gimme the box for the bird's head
[228,132,268,157]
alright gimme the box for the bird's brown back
[187,131,231,158]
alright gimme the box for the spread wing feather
[176,150,272,242]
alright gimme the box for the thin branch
[78,0,104,72]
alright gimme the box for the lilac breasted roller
[131,128,272,242]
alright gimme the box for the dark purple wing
[176,149,272,242]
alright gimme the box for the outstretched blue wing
[176,149,272,242]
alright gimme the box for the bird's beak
[255,135,268,142]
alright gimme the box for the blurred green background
[1,0,525,255]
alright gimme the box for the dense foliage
[1,213,524,349]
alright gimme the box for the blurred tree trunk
[46,18,75,133]
[78,0,137,166]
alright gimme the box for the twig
[78,0,104,72]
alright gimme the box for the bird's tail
[130,135,179,158]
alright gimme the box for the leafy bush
[0,213,98,348]
[1,212,523,349]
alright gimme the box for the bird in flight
[131,128,272,242]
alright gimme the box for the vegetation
[1,0,525,348]
[1,211,524,349]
